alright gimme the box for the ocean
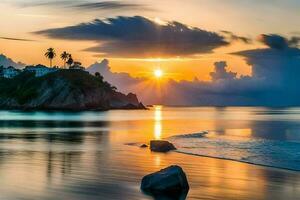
[1,106,300,199]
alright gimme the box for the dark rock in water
[141,165,189,200]
[140,144,148,148]
[150,140,176,152]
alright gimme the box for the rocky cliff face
[0,70,145,111]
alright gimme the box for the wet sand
[108,143,300,200]
[2,130,299,200]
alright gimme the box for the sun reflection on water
[154,105,163,139]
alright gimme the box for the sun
[154,69,163,78]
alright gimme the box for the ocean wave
[169,135,300,171]
[173,150,300,171]
[168,131,209,139]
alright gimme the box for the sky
[1,0,300,105]
[1,0,299,80]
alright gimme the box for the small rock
[141,165,189,199]
[150,140,176,152]
[140,144,148,148]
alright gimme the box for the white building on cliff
[0,66,21,78]
[0,63,86,79]
[24,64,58,77]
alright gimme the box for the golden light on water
[154,105,163,139]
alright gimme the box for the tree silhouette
[95,72,104,81]
[44,48,56,67]
[66,54,74,67]
[60,51,69,68]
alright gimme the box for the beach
[110,145,300,200]
[0,107,300,199]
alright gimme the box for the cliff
[0,70,145,111]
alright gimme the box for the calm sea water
[1,107,300,199]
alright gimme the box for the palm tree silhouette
[66,54,74,67]
[45,48,56,67]
[60,51,69,68]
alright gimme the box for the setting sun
[154,69,163,78]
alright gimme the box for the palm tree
[60,51,69,68]
[95,72,104,81]
[66,54,74,67]
[44,48,56,67]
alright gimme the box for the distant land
[0,68,145,111]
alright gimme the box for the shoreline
[0,106,147,112]
[128,142,300,173]
[124,143,300,200]
[174,150,300,173]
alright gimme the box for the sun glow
[154,69,163,78]
[154,17,165,25]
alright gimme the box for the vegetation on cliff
[0,69,144,110]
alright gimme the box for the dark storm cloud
[258,34,289,49]
[18,0,152,11]
[35,16,229,57]
[257,34,300,49]
[220,30,252,44]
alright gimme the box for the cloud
[18,0,153,12]
[87,59,145,88]
[87,33,300,106]
[0,54,26,69]
[35,16,229,57]
[257,34,300,49]
[71,1,152,11]
[87,59,152,100]
[210,61,237,82]
[258,34,289,49]
[236,36,300,87]
[86,59,259,105]
[221,30,252,44]
[288,36,300,47]
[0,37,34,42]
